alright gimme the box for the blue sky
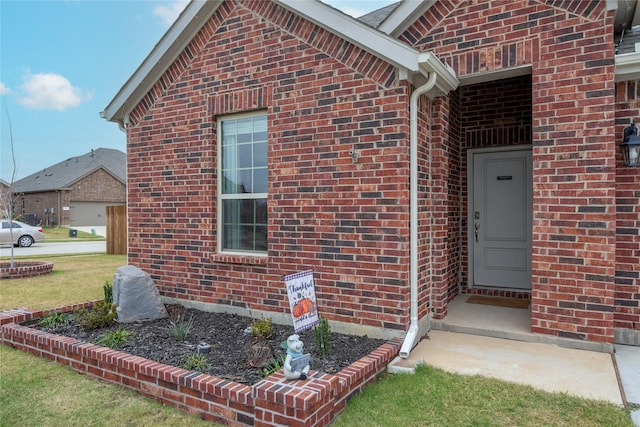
[0,0,396,182]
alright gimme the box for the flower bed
[0,261,54,279]
[0,302,401,426]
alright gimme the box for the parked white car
[0,220,45,247]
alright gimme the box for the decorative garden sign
[283,270,319,333]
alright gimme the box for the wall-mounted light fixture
[348,148,359,163]
[620,120,640,167]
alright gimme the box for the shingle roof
[14,148,126,193]
[357,2,400,28]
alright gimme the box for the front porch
[430,294,613,353]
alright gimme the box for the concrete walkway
[616,344,640,425]
[389,330,638,414]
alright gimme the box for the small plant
[248,342,272,368]
[168,314,194,341]
[182,353,210,371]
[103,281,113,305]
[250,316,274,341]
[74,301,117,330]
[314,318,331,356]
[96,328,133,348]
[261,353,285,378]
[38,312,69,328]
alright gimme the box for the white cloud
[16,72,92,111]
[153,0,189,27]
[0,82,10,95]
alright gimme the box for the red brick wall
[614,80,640,335]
[427,93,463,319]
[403,1,617,342]
[126,0,413,333]
[20,191,60,225]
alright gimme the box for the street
[0,241,106,257]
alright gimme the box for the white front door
[470,149,532,290]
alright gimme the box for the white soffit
[457,65,532,87]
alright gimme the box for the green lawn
[42,226,105,242]
[0,345,213,427]
[333,364,632,427]
[0,254,126,310]
[0,256,633,426]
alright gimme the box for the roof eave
[67,166,126,188]
[616,52,640,82]
[102,0,459,126]
[100,0,224,125]
[378,0,436,37]
[276,0,421,73]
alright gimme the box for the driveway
[0,241,106,257]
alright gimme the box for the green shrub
[74,301,117,330]
[314,318,331,356]
[250,316,274,341]
[96,328,133,348]
[261,353,285,378]
[181,353,210,371]
[103,281,113,305]
[168,314,194,341]
[38,312,70,328]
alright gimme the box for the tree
[1,104,18,267]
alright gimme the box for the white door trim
[467,145,532,290]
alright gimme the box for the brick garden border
[0,302,401,426]
[0,261,54,279]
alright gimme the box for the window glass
[219,112,268,253]
[221,199,267,252]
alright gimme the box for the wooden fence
[106,205,126,255]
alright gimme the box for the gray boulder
[113,265,168,323]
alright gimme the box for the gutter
[399,53,458,359]
[615,51,640,82]
[399,72,437,358]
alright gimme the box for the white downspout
[399,71,437,358]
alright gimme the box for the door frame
[467,145,532,290]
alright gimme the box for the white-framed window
[217,111,268,253]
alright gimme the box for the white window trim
[216,110,268,256]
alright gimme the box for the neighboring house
[0,179,10,218]
[102,0,640,351]
[13,148,126,227]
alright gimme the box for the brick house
[13,148,126,227]
[0,179,10,218]
[102,0,640,353]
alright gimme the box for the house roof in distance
[14,148,126,193]
[356,2,400,28]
